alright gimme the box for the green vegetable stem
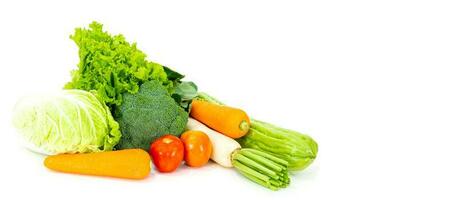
[232,148,290,190]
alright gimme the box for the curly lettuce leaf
[65,22,177,109]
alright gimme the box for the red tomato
[181,130,212,167]
[149,135,184,173]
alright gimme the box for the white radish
[186,118,240,167]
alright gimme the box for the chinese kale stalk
[196,92,318,171]
[232,148,290,190]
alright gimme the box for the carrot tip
[239,120,250,133]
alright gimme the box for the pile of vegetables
[186,118,290,189]
[12,22,318,191]
[196,93,318,171]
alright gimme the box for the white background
[1,0,457,199]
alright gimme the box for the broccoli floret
[114,80,188,151]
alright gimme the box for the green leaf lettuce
[65,22,177,110]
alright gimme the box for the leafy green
[64,22,183,110]
[163,66,185,81]
[172,81,198,112]
[196,92,318,171]
[115,80,188,151]
[12,90,121,155]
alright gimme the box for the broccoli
[114,80,188,151]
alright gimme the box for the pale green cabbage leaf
[12,90,121,155]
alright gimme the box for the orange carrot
[190,100,250,139]
[44,149,151,180]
